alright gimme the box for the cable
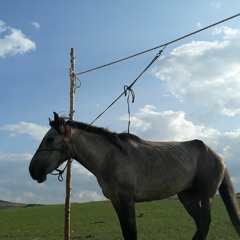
[76,12,240,76]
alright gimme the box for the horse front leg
[111,194,137,240]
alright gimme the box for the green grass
[0,197,239,239]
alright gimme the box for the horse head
[29,112,71,183]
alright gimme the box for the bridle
[35,136,73,182]
[35,138,72,157]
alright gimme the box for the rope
[74,75,81,90]
[75,13,240,76]
[70,46,166,140]
[51,159,73,182]
[86,46,167,129]
[124,85,135,133]
[70,68,81,91]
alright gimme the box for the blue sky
[1,1,240,204]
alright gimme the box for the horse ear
[51,112,71,138]
[53,112,61,123]
[49,112,61,131]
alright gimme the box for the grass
[0,197,239,239]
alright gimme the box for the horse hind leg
[178,189,202,240]
[178,188,212,240]
[199,196,212,240]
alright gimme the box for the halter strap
[35,138,73,181]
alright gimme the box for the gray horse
[29,112,240,240]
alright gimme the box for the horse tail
[219,169,240,235]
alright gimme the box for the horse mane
[66,120,142,152]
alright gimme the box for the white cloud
[0,20,36,58]
[0,152,32,162]
[72,162,94,177]
[122,105,220,142]
[1,122,48,141]
[210,1,222,9]
[30,21,40,30]
[197,22,202,29]
[153,26,240,117]
[0,20,7,32]
[76,191,105,202]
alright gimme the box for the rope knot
[50,169,64,182]
[124,85,135,103]
[50,159,73,182]
[124,85,136,133]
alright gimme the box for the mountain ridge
[0,200,42,209]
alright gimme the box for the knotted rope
[85,45,167,133]
[124,85,135,133]
[50,159,73,182]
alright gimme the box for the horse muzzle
[29,164,47,183]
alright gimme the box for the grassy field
[0,197,239,240]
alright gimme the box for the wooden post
[64,48,75,240]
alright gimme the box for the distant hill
[0,200,41,209]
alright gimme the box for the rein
[50,159,72,182]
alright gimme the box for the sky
[0,1,240,204]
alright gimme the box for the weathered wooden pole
[64,48,75,240]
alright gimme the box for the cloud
[0,20,7,32]
[30,21,40,30]
[121,105,240,190]
[0,152,32,162]
[1,122,49,141]
[72,162,94,177]
[0,20,36,58]
[121,105,220,142]
[152,26,240,117]
[197,22,202,29]
[210,1,222,9]
[76,191,105,202]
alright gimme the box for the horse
[29,112,240,240]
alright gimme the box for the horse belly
[132,150,198,202]
[134,169,196,202]
[134,190,176,202]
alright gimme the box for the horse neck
[70,128,113,176]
